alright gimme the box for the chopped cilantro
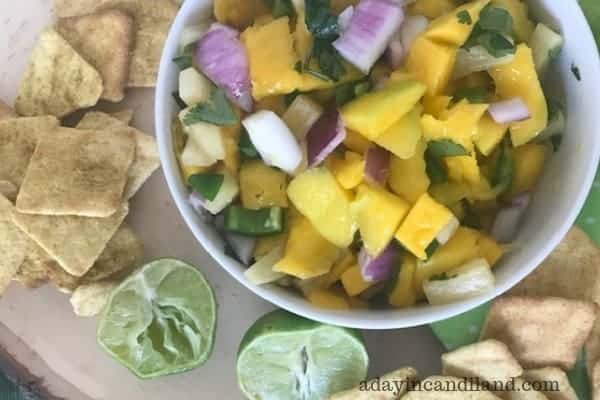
[264,0,295,18]
[571,63,582,81]
[492,138,514,194]
[425,140,470,184]
[172,43,196,70]
[453,87,490,104]
[457,10,473,25]
[464,6,516,58]
[239,129,261,160]
[426,240,440,259]
[183,88,238,126]
[478,6,513,35]
[188,173,224,201]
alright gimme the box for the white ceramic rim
[156,0,600,329]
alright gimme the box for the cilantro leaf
[239,129,261,160]
[425,140,470,184]
[188,173,224,201]
[478,6,513,35]
[463,6,516,58]
[172,43,196,70]
[426,240,440,259]
[183,88,239,126]
[265,0,295,18]
[457,10,473,25]
[305,0,339,39]
[492,139,514,194]
[571,63,582,81]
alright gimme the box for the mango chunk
[424,0,491,46]
[214,0,269,30]
[445,155,481,185]
[242,17,302,100]
[341,264,375,297]
[288,168,357,247]
[307,288,350,310]
[395,193,457,260]
[344,130,371,154]
[274,216,340,279]
[510,143,547,196]
[409,0,456,19]
[240,161,288,209]
[423,95,452,118]
[488,44,547,146]
[374,106,423,160]
[353,184,411,256]
[254,233,287,259]
[324,251,356,287]
[341,80,427,140]
[389,141,431,204]
[478,234,505,266]
[326,151,365,190]
[491,0,535,42]
[406,36,457,96]
[474,115,508,156]
[389,255,418,308]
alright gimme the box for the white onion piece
[365,145,390,185]
[224,233,256,265]
[400,15,429,55]
[243,110,303,174]
[359,242,400,282]
[491,194,531,243]
[333,0,404,73]
[453,45,515,79]
[489,98,531,124]
[245,245,286,285]
[195,23,252,112]
[338,6,355,32]
[188,192,213,223]
[306,109,346,167]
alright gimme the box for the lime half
[98,258,217,379]
[237,310,369,399]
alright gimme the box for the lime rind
[98,258,217,379]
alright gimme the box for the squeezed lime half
[237,310,369,399]
[98,258,217,379]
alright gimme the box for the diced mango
[389,141,431,204]
[491,0,535,42]
[478,234,505,266]
[242,17,302,100]
[214,0,269,30]
[324,251,356,287]
[474,115,508,156]
[423,95,452,118]
[429,182,471,206]
[406,36,457,96]
[395,193,456,260]
[288,168,357,247]
[326,151,365,190]
[341,264,375,296]
[344,130,371,154]
[239,161,288,209]
[374,106,423,160]
[388,69,415,83]
[274,216,340,279]
[424,0,491,46]
[488,44,548,146]
[254,233,287,259]
[353,184,411,256]
[222,117,242,175]
[389,255,418,308]
[347,296,369,309]
[445,155,481,185]
[409,0,456,19]
[421,100,489,151]
[341,80,427,140]
[510,143,547,196]
[307,288,350,310]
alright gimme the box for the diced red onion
[333,0,405,73]
[359,242,400,282]
[365,145,390,185]
[491,194,531,243]
[338,6,355,32]
[488,98,531,124]
[196,23,252,112]
[386,38,404,69]
[188,192,213,223]
[306,109,346,167]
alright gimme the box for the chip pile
[0,0,171,317]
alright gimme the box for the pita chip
[15,28,103,117]
[593,362,600,400]
[0,101,16,120]
[521,368,577,400]
[111,109,135,125]
[0,181,18,202]
[0,195,28,295]
[329,367,418,400]
[586,309,600,381]
[13,242,54,289]
[500,378,549,400]
[70,280,118,317]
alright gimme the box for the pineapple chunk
[239,161,288,209]
[222,121,242,175]
[474,115,508,156]
[374,106,423,160]
[179,68,211,106]
[353,184,411,256]
[395,193,458,260]
[307,288,350,310]
[341,264,375,297]
[389,255,418,308]
[274,216,340,280]
[326,151,365,190]
[203,169,240,215]
[179,108,226,160]
[389,141,431,204]
[424,0,490,46]
[510,143,547,196]
[244,245,285,285]
[287,168,357,247]
[341,80,427,140]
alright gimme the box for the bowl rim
[156,0,600,329]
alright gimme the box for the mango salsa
[424,0,490,46]
[389,141,431,204]
[445,155,481,185]
[240,161,288,209]
[406,36,456,97]
[389,256,418,308]
[423,95,452,118]
[374,106,423,160]
[474,115,508,156]
[341,264,375,297]
[326,151,365,190]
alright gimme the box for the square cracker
[0,195,28,295]
[521,368,577,400]
[14,242,53,289]
[11,204,129,277]
[329,367,418,399]
[15,28,103,117]
[56,10,134,102]
[77,112,160,199]
[0,181,18,202]
[480,296,596,370]
[16,127,136,217]
[0,116,59,188]
[0,101,16,120]
[500,378,548,400]
[54,0,180,87]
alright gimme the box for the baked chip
[0,101,16,119]
[586,309,600,381]
[329,367,418,400]
[70,280,118,317]
[0,181,17,202]
[509,227,600,305]
[521,368,577,400]
[77,112,160,199]
[480,296,596,370]
[56,10,134,102]
[441,340,523,385]
[15,28,103,117]
[11,205,129,277]
[16,127,135,217]
[54,0,180,87]
[593,362,600,400]
[0,116,59,188]
[0,195,28,295]
[501,378,549,400]
[402,376,502,399]
[13,242,54,289]
[110,109,134,125]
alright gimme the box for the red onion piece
[491,193,531,243]
[359,242,400,282]
[488,98,531,124]
[306,109,347,167]
[333,0,404,73]
[338,6,355,32]
[196,23,252,112]
[386,38,404,69]
[365,144,390,185]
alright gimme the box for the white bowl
[156,0,600,329]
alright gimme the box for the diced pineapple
[395,193,458,260]
[510,143,547,196]
[180,134,216,167]
[282,95,324,140]
[179,108,226,160]
[374,106,423,160]
[344,130,371,154]
[424,0,490,46]
[179,68,212,106]
[474,115,508,156]
[244,245,285,285]
[409,0,456,19]
[491,0,535,42]
[239,161,288,209]
[389,255,418,308]
[341,264,375,297]
[445,155,481,185]
[406,36,456,97]
[288,168,357,247]
[341,80,427,140]
[352,184,411,256]
[389,141,430,204]
[307,288,350,310]
[274,216,341,279]
[326,151,365,190]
